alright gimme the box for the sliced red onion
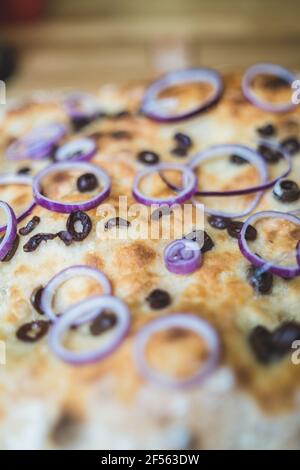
[6,139,54,161]
[238,210,300,278]
[197,142,291,196]
[33,161,111,213]
[0,201,17,261]
[25,122,67,144]
[49,295,130,365]
[62,92,99,120]
[190,144,269,197]
[134,314,220,389]
[242,63,296,113]
[164,239,202,275]
[40,265,112,323]
[54,138,96,162]
[189,144,268,218]
[141,68,223,122]
[132,163,197,207]
[0,174,36,232]
[6,123,67,161]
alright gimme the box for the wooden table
[2,1,300,96]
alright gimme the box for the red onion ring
[189,144,269,197]
[0,174,36,233]
[132,163,197,207]
[54,137,97,163]
[164,142,290,197]
[242,63,296,113]
[49,295,130,365]
[33,161,111,213]
[134,314,220,389]
[40,265,112,323]
[0,201,17,261]
[6,123,67,161]
[62,92,99,120]
[238,210,300,278]
[189,144,268,218]
[164,239,202,275]
[141,68,223,122]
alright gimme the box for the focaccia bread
[0,69,300,450]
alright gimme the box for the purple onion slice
[6,123,67,161]
[54,137,97,162]
[33,161,111,213]
[190,144,268,218]
[0,201,17,261]
[0,174,36,232]
[62,92,100,120]
[49,295,130,365]
[238,210,300,278]
[164,238,202,275]
[40,265,112,323]
[242,63,296,113]
[134,313,220,389]
[141,68,223,122]
[190,144,270,197]
[132,163,197,207]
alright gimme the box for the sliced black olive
[174,132,193,148]
[76,173,99,193]
[71,111,106,132]
[280,137,300,156]
[17,166,31,175]
[230,154,249,165]
[1,234,19,262]
[57,230,73,246]
[146,289,171,309]
[247,265,273,295]
[227,221,257,241]
[110,130,132,139]
[248,321,300,365]
[184,229,214,253]
[256,123,276,137]
[66,211,92,242]
[30,286,44,315]
[171,146,188,157]
[137,150,160,165]
[273,179,300,203]
[90,310,117,336]
[16,320,50,343]
[248,326,276,364]
[113,110,131,119]
[208,215,230,230]
[104,217,130,230]
[23,233,57,252]
[19,216,41,236]
[257,144,283,164]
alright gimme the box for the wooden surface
[1,0,300,96]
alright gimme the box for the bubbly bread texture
[0,74,300,449]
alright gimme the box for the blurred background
[0,0,300,96]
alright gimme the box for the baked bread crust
[0,74,300,449]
